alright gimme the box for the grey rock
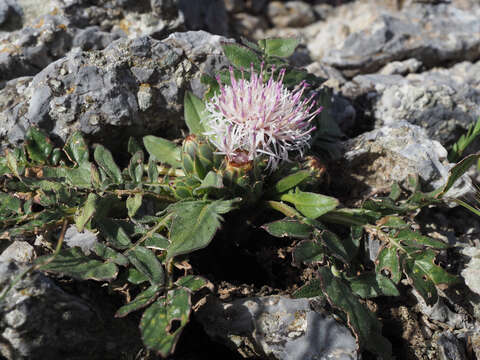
[150,0,180,20]
[0,31,230,149]
[0,0,23,30]
[0,241,34,263]
[335,121,472,199]
[196,295,358,360]
[436,332,467,360]
[178,0,229,36]
[267,1,316,28]
[379,58,423,76]
[412,290,464,329]
[343,60,480,147]
[232,12,268,39]
[0,14,75,82]
[223,0,245,13]
[321,3,480,76]
[72,26,123,51]
[461,245,480,296]
[0,261,139,359]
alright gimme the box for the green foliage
[448,117,480,162]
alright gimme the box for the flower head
[203,64,321,171]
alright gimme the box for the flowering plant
[0,37,461,360]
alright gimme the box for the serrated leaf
[272,170,310,194]
[25,127,53,164]
[318,267,392,359]
[280,188,339,219]
[126,193,143,218]
[175,275,210,292]
[140,288,191,357]
[166,199,238,259]
[184,91,207,135]
[221,43,261,69]
[376,246,402,284]
[64,131,89,165]
[349,273,400,299]
[143,136,181,168]
[262,218,313,239]
[127,246,165,285]
[94,145,123,184]
[115,285,161,318]
[38,248,118,281]
[75,193,98,232]
[264,37,299,58]
[293,239,324,266]
[293,278,324,299]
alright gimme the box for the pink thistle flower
[203,64,322,171]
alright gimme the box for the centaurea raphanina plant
[203,64,322,171]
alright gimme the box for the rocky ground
[1,0,480,359]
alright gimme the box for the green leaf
[280,188,339,219]
[148,158,159,183]
[128,150,144,183]
[293,239,324,266]
[115,285,161,318]
[321,208,381,226]
[404,251,458,305]
[376,246,403,284]
[94,145,123,184]
[127,246,165,285]
[143,136,181,168]
[318,267,392,359]
[166,199,238,259]
[126,194,143,218]
[140,288,191,357]
[38,248,118,281]
[448,117,480,162]
[193,171,224,195]
[93,243,129,266]
[263,38,299,58]
[97,219,133,250]
[395,229,448,250]
[437,153,480,198]
[320,230,358,263]
[377,216,408,229]
[64,161,93,189]
[175,275,210,292]
[0,193,23,215]
[293,278,324,299]
[349,273,400,299]
[221,43,261,69]
[262,218,313,239]
[127,268,149,285]
[271,170,310,194]
[145,233,170,250]
[389,182,402,201]
[75,193,98,232]
[128,137,142,155]
[184,91,207,135]
[25,127,53,164]
[64,131,89,165]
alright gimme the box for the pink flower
[203,65,321,171]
